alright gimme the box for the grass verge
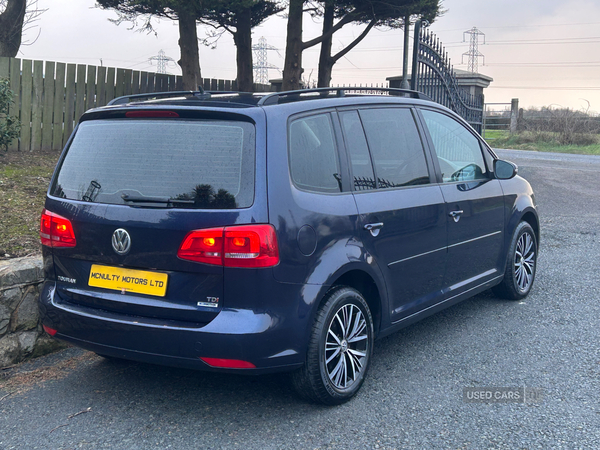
[0,151,60,259]
[484,131,600,155]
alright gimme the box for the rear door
[45,111,265,325]
[266,108,361,286]
[339,107,447,322]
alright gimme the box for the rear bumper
[39,281,306,374]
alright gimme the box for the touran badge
[112,228,131,255]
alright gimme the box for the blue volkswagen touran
[39,88,539,404]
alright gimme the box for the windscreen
[51,119,255,209]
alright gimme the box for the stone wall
[0,256,66,367]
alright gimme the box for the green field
[482,130,510,141]
[483,130,600,155]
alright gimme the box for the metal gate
[410,21,484,133]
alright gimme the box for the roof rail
[257,87,432,106]
[107,90,209,106]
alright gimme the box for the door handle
[364,222,384,237]
[449,210,464,223]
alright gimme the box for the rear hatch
[44,107,266,325]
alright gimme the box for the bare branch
[68,407,92,420]
[302,13,356,50]
[331,19,376,63]
[49,407,92,434]
[49,424,68,434]
[0,0,47,47]
[198,27,227,49]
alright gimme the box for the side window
[289,114,342,193]
[359,108,430,188]
[339,111,376,191]
[421,109,489,183]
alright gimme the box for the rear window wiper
[121,194,195,206]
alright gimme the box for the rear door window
[51,119,255,209]
[358,108,430,188]
[339,111,376,191]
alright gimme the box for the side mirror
[494,160,518,180]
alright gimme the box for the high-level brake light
[125,110,179,118]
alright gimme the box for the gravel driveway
[1,149,599,450]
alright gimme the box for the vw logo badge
[112,228,131,255]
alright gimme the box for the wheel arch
[501,176,540,248]
[329,269,384,337]
[520,210,540,247]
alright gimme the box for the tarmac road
[1,149,599,449]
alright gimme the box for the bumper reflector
[43,325,58,336]
[200,357,256,369]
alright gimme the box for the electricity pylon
[462,27,485,73]
[149,50,175,74]
[252,37,281,85]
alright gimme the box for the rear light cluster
[178,224,279,268]
[40,209,76,248]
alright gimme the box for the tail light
[177,228,224,265]
[178,224,279,268]
[40,209,76,248]
[223,225,279,268]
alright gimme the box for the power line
[248,21,600,39]
[489,86,600,90]
[434,21,600,33]
[445,37,600,48]
[486,62,600,67]
[487,36,600,43]
[310,36,600,54]
[327,61,600,71]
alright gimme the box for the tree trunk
[0,0,27,57]
[317,2,335,88]
[233,7,253,92]
[177,13,201,91]
[282,0,304,91]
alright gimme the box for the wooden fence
[0,57,269,152]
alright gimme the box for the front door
[419,109,505,293]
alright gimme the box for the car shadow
[56,291,519,407]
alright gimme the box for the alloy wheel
[514,231,536,293]
[324,304,369,390]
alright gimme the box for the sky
[12,0,600,112]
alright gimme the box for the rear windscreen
[51,119,255,209]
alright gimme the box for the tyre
[493,221,537,300]
[292,286,374,405]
